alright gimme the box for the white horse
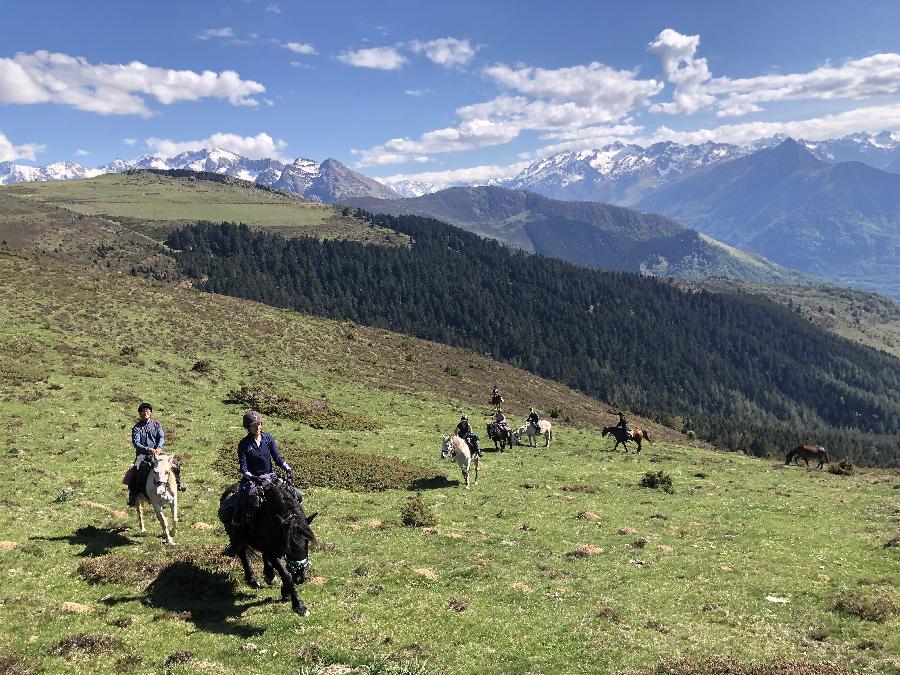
[136,453,178,544]
[441,435,479,488]
[514,420,553,447]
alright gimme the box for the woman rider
[455,415,482,457]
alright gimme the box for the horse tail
[644,429,652,444]
[822,450,830,464]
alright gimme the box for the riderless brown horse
[785,444,830,469]
[602,426,652,453]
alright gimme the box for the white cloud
[0,50,266,116]
[144,132,288,161]
[0,131,44,162]
[531,122,644,156]
[74,148,90,156]
[265,4,281,13]
[284,41,316,55]
[199,27,234,40]
[644,104,900,145]
[377,161,530,189]
[337,47,407,70]
[123,138,138,146]
[405,89,430,97]
[647,29,715,114]
[409,37,479,68]
[710,53,900,117]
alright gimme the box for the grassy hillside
[4,172,409,246]
[0,251,897,674]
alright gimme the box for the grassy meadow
[0,250,897,674]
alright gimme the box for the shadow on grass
[33,524,133,557]
[408,476,460,490]
[102,560,268,638]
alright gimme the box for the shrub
[190,359,213,374]
[226,385,380,431]
[832,591,897,623]
[400,493,437,528]
[442,364,459,377]
[639,470,674,494]
[548,407,562,419]
[828,457,854,476]
[71,365,106,378]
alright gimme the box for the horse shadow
[32,524,134,557]
[102,560,268,638]
[408,476,460,490]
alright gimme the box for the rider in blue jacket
[128,402,186,506]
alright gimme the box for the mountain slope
[346,186,808,284]
[636,139,900,297]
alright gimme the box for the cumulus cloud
[409,37,479,68]
[144,132,288,161]
[338,47,407,70]
[354,61,660,166]
[265,4,281,13]
[530,122,644,156]
[0,131,44,162]
[405,89,430,97]
[647,29,715,114]
[74,148,90,156]
[643,104,900,145]
[123,138,138,146]
[199,27,234,40]
[284,41,316,55]
[0,51,266,116]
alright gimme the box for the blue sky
[2,0,900,184]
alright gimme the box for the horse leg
[238,546,260,589]
[270,556,308,615]
[263,558,277,586]
[473,456,479,484]
[545,431,550,448]
[169,478,178,536]
[136,501,146,533]
[152,502,174,545]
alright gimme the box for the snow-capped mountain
[800,131,900,168]
[0,149,399,202]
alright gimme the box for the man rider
[493,409,509,431]
[617,411,629,436]
[491,386,504,409]
[526,407,540,428]
[128,402,186,507]
[455,415,482,457]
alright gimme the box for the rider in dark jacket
[527,407,540,427]
[455,415,482,457]
[617,412,629,435]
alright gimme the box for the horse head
[440,436,453,460]
[601,427,610,437]
[268,483,317,584]
[150,454,175,503]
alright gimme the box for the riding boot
[126,470,139,507]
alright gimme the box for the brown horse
[785,444,830,469]
[602,426,651,453]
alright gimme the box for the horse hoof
[294,604,309,616]
[264,574,276,587]
[248,578,261,589]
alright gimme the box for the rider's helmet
[461,415,468,421]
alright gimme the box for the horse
[441,435,479,488]
[514,420,553,447]
[785,444,830,469]
[135,453,178,544]
[602,426,651,454]
[486,422,513,452]
[219,475,317,615]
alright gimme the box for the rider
[128,402,186,507]
[493,409,509,431]
[617,411,629,436]
[491,385,504,409]
[224,411,294,555]
[455,415,482,457]
[526,407,540,428]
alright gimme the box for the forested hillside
[166,214,900,467]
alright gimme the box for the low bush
[190,359,213,374]
[832,591,897,623]
[828,457,854,476]
[49,634,121,658]
[639,470,674,494]
[645,658,854,674]
[400,493,437,528]
[226,385,380,431]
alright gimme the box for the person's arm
[155,421,165,450]
[269,434,291,472]
[132,426,149,454]
[238,440,252,479]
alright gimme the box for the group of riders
[125,402,297,556]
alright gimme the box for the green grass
[4,172,410,246]
[0,252,897,674]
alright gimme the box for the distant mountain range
[384,132,900,201]
[345,186,807,285]
[0,148,398,203]
[636,139,900,297]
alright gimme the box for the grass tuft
[640,470,674,494]
[832,591,897,623]
[400,493,437,528]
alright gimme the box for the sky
[2,0,900,185]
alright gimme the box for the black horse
[601,426,652,454]
[486,422,513,451]
[219,475,317,615]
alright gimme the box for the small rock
[617,527,637,535]
[817,574,830,582]
[413,567,437,580]
[766,595,789,604]
[577,511,601,521]
[512,582,534,593]
[191,522,215,530]
[367,519,383,529]
[0,541,17,551]
[308,576,326,585]
[657,545,673,553]
[448,598,468,611]
[720,565,733,572]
